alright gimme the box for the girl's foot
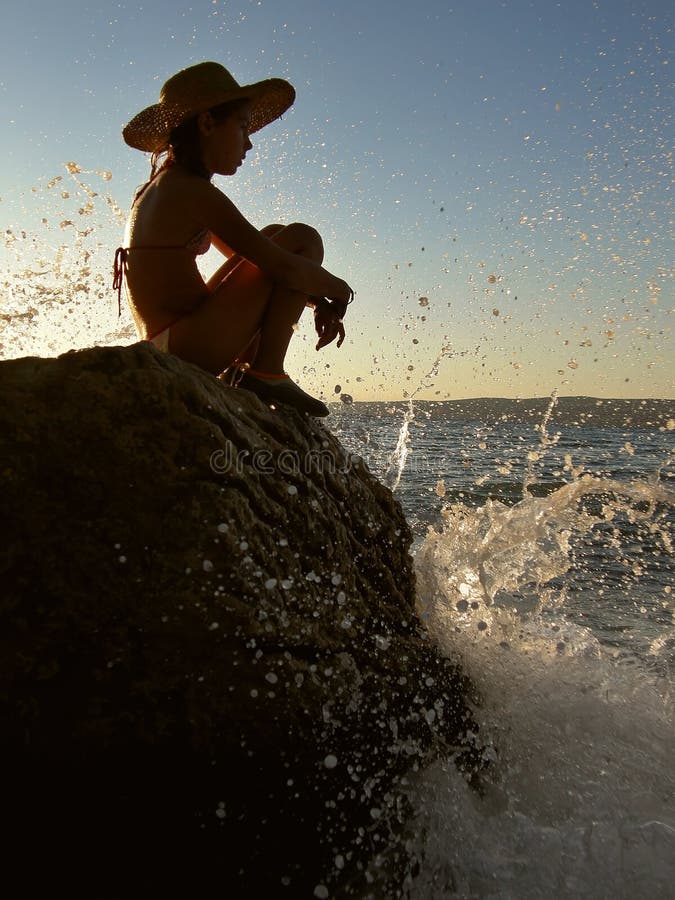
[237,370,329,417]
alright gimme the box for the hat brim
[123,77,295,153]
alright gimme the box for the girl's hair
[133,98,250,203]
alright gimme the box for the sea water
[331,399,674,898]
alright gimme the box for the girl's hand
[314,301,345,350]
[337,280,354,307]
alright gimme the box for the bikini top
[112,229,211,315]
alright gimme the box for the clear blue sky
[1,0,672,399]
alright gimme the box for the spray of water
[522,388,559,498]
[384,341,454,491]
[408,469,674,898]
[416,475,673,645]
[1,162,131,358]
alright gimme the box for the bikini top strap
[112,246,128,317]
[112,225,213,318]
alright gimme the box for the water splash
[522,387,559,498]
[416,474,673,646]
[1,162,130,358]
[383,341,454,491]
[410,473,674,898]
[383,398,414,491]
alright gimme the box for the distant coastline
[333,397,675,429]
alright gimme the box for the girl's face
[200,102,253,177]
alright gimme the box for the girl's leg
[168,222,323,376]
[205,224,279,370]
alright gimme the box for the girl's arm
[205,253,242,292]
[194,179,353,304]
[209,233,237,258]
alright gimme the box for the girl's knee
[260,223,285,237]
[276,222,324,263]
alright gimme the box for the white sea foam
[409,478,674,898]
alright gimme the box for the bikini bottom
[146,317,182,353]
[148,326,171,353]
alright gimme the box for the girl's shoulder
[134,166,220,215]
[134,166,241,241]
[156,167,231,207]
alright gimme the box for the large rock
[0,343,482,898]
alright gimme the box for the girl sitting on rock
[114,61,353,417]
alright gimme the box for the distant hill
[338,397,675,429]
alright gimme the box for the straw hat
[123,61,295,153]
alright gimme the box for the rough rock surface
[0,343,481,898]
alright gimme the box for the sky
[1,0,672,400]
